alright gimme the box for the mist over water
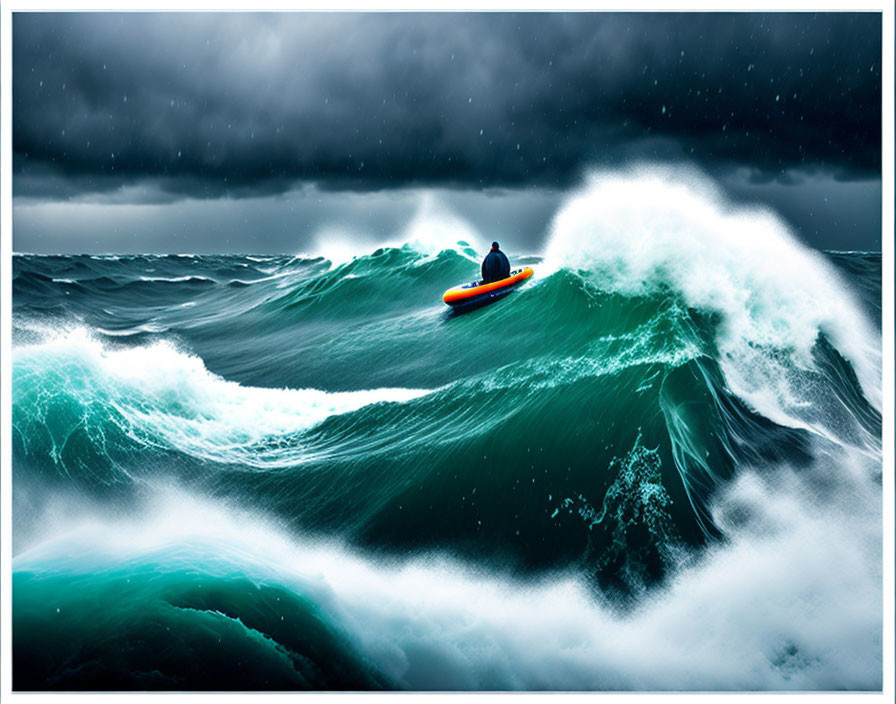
[12,166,882,691]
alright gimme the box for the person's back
[481,241,511,283]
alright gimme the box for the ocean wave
[13,329,432,470]
[543,166,882,422]
[11,166,883,691]
[13,485,881,690]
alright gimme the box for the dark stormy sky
[12,12,883,254]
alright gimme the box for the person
[481,241,511,283]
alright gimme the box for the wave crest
[13,329,431,470]
[543,166,882,429]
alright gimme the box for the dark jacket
[481,249,511,283]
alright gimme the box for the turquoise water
[12,171,883,690]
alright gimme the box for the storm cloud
[13,12,882,202]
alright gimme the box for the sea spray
[11,166,882,690]
[542,166,881,415]
[13,328,431,471]
[14,485,882,690]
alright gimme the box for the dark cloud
[12,172,881,255]
[11,185,564,256]
[13,12,882,201]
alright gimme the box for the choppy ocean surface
[11,171,882,690]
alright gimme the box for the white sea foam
[15,470,881,690]
[12,169,883,691]
[94,321,171,336]
[398,193,484,262]
[136,274,214,283]
[306,226,372,267]
[13,329,431,468]
[225,270,295,286]
[542,166,882,438]
[306,193,485,268]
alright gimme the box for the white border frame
[1,3,893,703]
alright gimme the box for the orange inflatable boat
[442,267,534,309]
